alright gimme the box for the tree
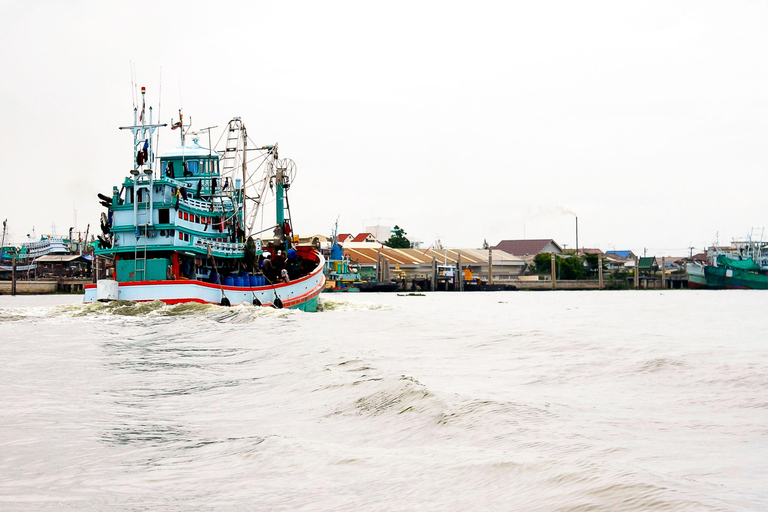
[559,255,586,280]
[384,225,410,249]
[533,252,587,279]
[533,252,553,274]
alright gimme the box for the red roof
[336,233,351,242]
[351,233,374,242]
[492,239,562,256]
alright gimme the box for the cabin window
[184,213,189,221]
[179,232,183,240]
[187,161,199,175]
[158,209,170,224]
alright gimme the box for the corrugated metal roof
[493,239,562,256]
[343,248,524,266]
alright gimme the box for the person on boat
[261,252,274,281]
[273,250,285,277]
[287,248,302,279]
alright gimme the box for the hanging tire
[220,297,231,307]
[253,298,261,306]
[274,297,283,309]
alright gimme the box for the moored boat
[686,262,707,289]
[324,224,363,292]
[83,88,324,310]
[703,254,768,290]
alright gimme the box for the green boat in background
[704,251,768,289]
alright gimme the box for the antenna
[155,67,163,179]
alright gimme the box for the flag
[172,110,182,129]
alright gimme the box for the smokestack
[575,216,579,255]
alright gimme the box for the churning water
[0,291,766,511]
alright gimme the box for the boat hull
[703,264,768,290]
[686,263,708,289]
[84,255,326,311]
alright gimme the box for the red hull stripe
[84,263,323,291]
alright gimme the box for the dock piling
[634,256,639,289]
[11,255,17,296]
[551,253,556,290]
[598,254,604,290]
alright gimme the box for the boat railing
[193,238,244,256]
[181,196,234,212]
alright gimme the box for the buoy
[220,297,231,307]
[253,298,261,306]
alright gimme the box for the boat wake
[317,296,393,312]
[0,299,304,323]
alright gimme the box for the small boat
[686,262,707,289]
[324,223,363,292]
[83,88,325,310]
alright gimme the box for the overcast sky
[2,1,767,255]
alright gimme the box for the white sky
[1,1,767,256]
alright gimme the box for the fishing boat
[695,234,768,290]
[323,222,363,292]
[703,254,768,289]
[83,88,325,310]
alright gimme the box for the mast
[242,124,247,230]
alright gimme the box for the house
[492,239,563,257]
[34,254,92,278]
[351,233,377,243]
[603,252,630,270]
[606,250,638,260]
[336,233,352,244]
[638,256,659,272]
[342,233,383,249]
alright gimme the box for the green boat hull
[704,265,768,289]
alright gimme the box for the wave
[318,296,393,312]
[0,295,391,323]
